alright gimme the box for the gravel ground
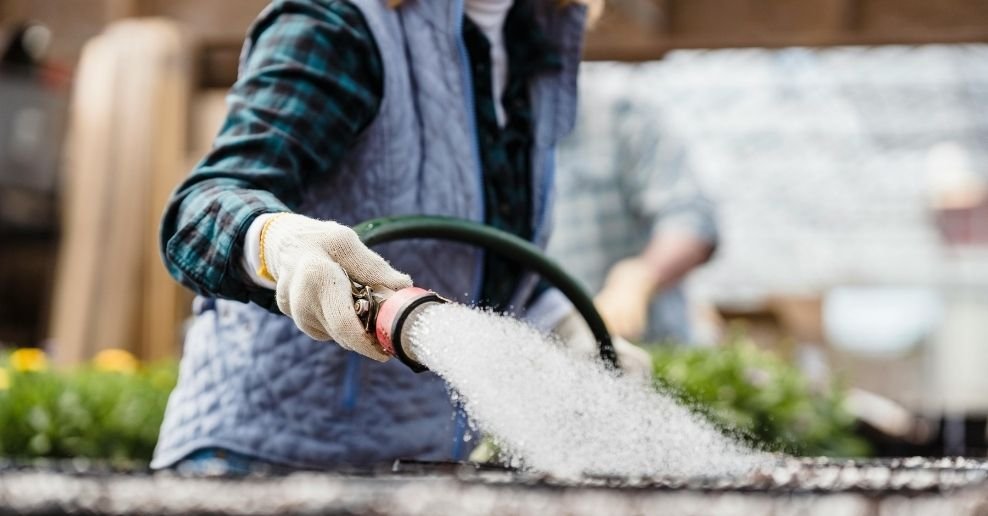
[2,458,988,515]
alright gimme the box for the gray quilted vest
[151,0,585,470]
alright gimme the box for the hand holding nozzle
[257,213,412,361]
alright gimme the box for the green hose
[354,215,618,368]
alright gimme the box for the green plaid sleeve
[159,0,383,311]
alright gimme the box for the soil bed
[1,458,988,515]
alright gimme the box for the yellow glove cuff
[256,213,289,283]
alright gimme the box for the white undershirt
[242,1,513,287]
[465,0,512,126]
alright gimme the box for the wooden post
[49,19,192,364]
[49,33,119,364]
[139,20,192,362]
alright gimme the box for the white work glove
[594,257,655,341]
[552,309,653,381]
[259,213,412,361]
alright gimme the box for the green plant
[650,333,870,457]
[0,350,177,463]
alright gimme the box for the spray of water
[407,303,773,479]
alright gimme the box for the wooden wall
[6,0,988,68]
[588,0,988,59]
[1,0,266,66]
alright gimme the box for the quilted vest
[151,0,585,469]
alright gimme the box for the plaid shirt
[161,0,557,312]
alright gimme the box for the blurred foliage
[650,333,871,457]
[0,349,177,463]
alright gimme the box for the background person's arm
[595,232,714,340]
[594,97,719,341]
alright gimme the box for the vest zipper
[454,0,486,306]
[533,149,555,246]
[451,406,470,460]
[454,0,481,457]
[342,352,361,411]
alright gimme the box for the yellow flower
[93,349,139,374]
[0,368,9,390]
[9,348,48,372]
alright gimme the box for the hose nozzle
[352,282,448,372]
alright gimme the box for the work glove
[594,257,656,341]
[259,213,412,361]
[552,309,653,380]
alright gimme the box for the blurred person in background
[152,0,649,475]
[548,63,719,346]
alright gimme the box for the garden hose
[353,215,618,368]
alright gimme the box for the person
[151,0,617,473]
[548,62,719,346]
